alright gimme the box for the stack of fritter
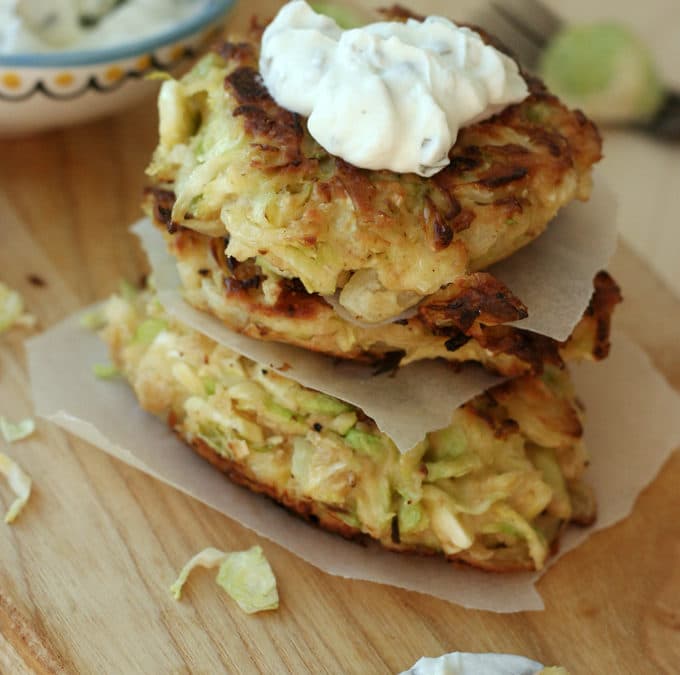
[100,7,620,572]
[144,9,602,375]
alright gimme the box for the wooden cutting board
[1,2,679,673]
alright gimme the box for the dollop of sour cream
[400,651,550,675]
[0,0,201,54]
[260,1,529,177]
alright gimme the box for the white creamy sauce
[260,1,529,177]
[0,0,202,54]
[400,652,546,675]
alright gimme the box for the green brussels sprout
[309,2,367,29]
[540,22,664,123]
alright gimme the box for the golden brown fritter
[146,12,601,322]
[101,290,596,572]
[148,196,620,375]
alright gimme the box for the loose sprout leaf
[309,2,367,29]
[215,546,279,614]
[0,453,32,523]
[80,309,107,331]
[119,279,139,302]
[170,547,228,600]
[92,363,121,379]
[146,70,173,81]
[0,417,36,443]
[133,318,168,345]
[170,546,279,613]
[0,282,23,333]
[0,282,35,334]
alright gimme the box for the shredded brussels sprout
[80,309,107,331]
[0,282,35,334]
[170,546,279,614]
[0,417,36,443]
[0,453,32,523]
[92,363,120,379]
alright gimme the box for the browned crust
[211,73,601,248]
[479,328,563,374]
[585,270,623,360]
[225,66,306,168]
[144,186,178,233]
[560,271,622,364]
[417,273,529,333]
[492,375,584,442]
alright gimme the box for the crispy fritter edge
[146,188,621,375]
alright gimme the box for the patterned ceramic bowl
[0,0,235,136]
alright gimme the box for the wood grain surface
[1,2,679,673]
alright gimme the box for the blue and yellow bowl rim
[0,0,235,68]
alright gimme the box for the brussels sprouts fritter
[146,15,601,323]
[147,205,620,376]
[100,291,597,571]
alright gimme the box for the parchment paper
[27,319,680,612]
[133,180,616,452]
[492,180,618,338]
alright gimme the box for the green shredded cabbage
[296,390,352,416]
[481,504,547,568]
[170,546,279,614]
[425,455,482,481]
[203,376,217,396]
[344,428,384,457]
[0,282,35,334]
[309,2,367,29]
[215,547,279,614]
[528,446,571,519]
[119,279,139,302]
[133,318,168,345]
[427,426,467,460]
[264,399,295,421]
[146,70,173,81]
[422,485,474,551]
[79,309,107,331]
[0,417,35,443]
[92,363,121,379]
[0,453,32,523]
[328,411,357,435]
[398,501,424,533]
[170,547,228,599]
